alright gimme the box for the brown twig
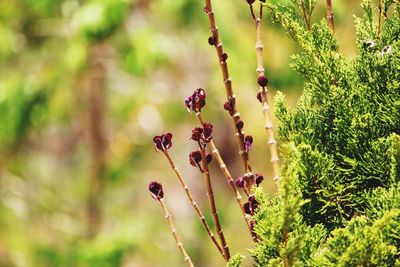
[199,147,231,261]
[196,112,258,242]
[301,7,312,31]
[253,5,280,182]
[377,0,383,38]
[326,0,335,32]
[159,198,195,267]
[203,0,253,174]
[162,151,226,260]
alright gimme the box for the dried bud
[235,176,246,188]
[236,120,244,131]
[206,153,212,164]
[185,88,207,112]
[221,53,228,62]
[244,135,253,152]
[244,195,259,215]
[258,75,268,87]
[189,151,202,167]
[256,92,262,103]
[208,36,216,46]
[254,173,264,186]
[203,123,213,143]
[149,181,164,200]
[153,133,173,152]
[191,127,203,141]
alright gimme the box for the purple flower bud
[185,88,207,112]
[191,127,203,141]
[221,53,228,62]
[244,135,253,152]
[254,173,264,186]
[244,195,259,215]
[153,133,173,152]
[208,36,216,46]
[203,123,213,142]
[256,92,262,103]
[236,120,244,131]
[258,75,268,87]
[235,176,246,188]
[149,181,164,200]
[206,153,212,164]
[189,151,202,167]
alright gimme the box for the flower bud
[149,181,164,200]
[244,135,253,152]
[191,127,203,141]
[203,123,213,142]
[244,195,259,215]
[236,120,244,131]
[153,133,173,152]
[206,153,212,164]
[208,36,216,46]
[189,151,202,167]
[235,176,246,188]
[254,173,264,187]
[258,75,268,87]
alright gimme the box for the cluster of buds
[191,123,213,146]
[235,173,263,189]
[153,133,173,152]
[244,195,259,215]
[149,181,164,200]
[185,88,206,113]
[189,150,212,172]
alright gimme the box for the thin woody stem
[377,0,383,38]
[196,112,258,242]
[203,0,253,174]
[163,151,226,260]
[301,7,312,31]
[159,199,195,267]
[326,0,335,32]
[200,147,231,261]
[253,7,281,181]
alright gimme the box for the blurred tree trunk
[83,43,107,239]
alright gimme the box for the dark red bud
[208,36,216,46]
[221,53,228,62]
[258,75,268,87]
[153,136,163,151]
[235,176,246,188]
[247,0,255,4]
[254,174,264,186]
[206,153,212,164]
[162,133,173,150]
[149,181,164,200]
[257,92,262,103]
[189,151,202,167]
[191,127,203,141]
[244,195,259,215]
[203,123,213,142]
[223,101,231,111]
[236,120,244,131]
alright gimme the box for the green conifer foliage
[250,1,400,266]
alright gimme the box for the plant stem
[377,0,383,38]
[84,43,107,239]
[203,0,253,174]
[199,147,231,261]
[159,198,195,267]
[254,7,280,182]
[162,151,226,260]
[326,0,335,32]
[196,112,258,242]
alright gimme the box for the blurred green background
[0,0,363,266]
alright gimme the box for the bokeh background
[0,0,363,266]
